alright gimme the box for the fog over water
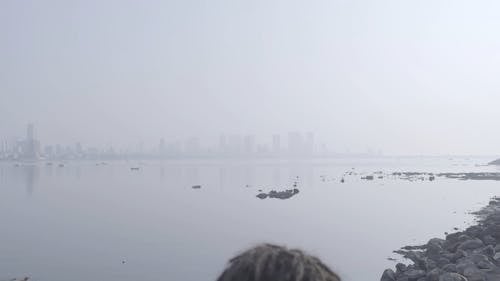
[2,2,500,280]
[2,0,500,155]
[1,157,499,281]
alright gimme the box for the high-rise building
[227,135,242,155]
[272,134,281,155]
[27,123,34,141]
[288,132,303,156]
[243,135,255,155]
[159,138,166,154]
[24,123,40,160]
[184,137,200,156]
[219,134,227,154]
[306,132,315,155]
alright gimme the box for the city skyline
[3,123,384,161]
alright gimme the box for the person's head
[216,244,341,281]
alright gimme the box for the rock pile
[381,197,500,281]
[256,189,299,200]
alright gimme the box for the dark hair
[216,244,341,281]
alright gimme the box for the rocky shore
[381,197,500,281]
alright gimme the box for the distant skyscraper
[272,134,281,155]
[219,134,227,154]
[243,135,255,155]
[23,123,40,160]
[306,132,315,155]
[184,137,200,156]
[27,123,34,141]
[227,135,243,155]
[159,138,166,154]
[75,142,83,155]
[288,132,303,156]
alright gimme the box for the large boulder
[426,268,441,281]
[380,269,396,281]
[438,273,467,281]
[488,158,500,165]
[457,238,484,251]
[405,269,426,281]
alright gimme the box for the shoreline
[381,197,500,281]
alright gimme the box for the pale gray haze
[2,0,500,155]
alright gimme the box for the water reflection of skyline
[0,161,316,197]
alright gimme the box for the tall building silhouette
[23,123,40,160]
[272,134,281,155]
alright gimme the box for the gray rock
[488,158,500,165]
[428,238,446,248]
[438,273,466,281]
[405,269,426,281]
[494,244,500,252]
[466,272,486,281]
[456,261,475,275]
[481,235,496,246]
[494,252,500,261]
[426,268,441,281]
[396,263,407,274]
[457,235,472,242]
[451,250,466,263]
[381,269,396,281]
[256,193,268,199]
[476,245,495,258]
[458,238,484,251]
[441,264,458,273]
[466,254,493,269]
[462,265,481,278]
[476,260,493,270]
[436,257,450,268]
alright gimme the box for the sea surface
[1,157,499,281]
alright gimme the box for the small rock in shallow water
[256,193,268,199]
[256,189,299,200]
[192,185,201,189]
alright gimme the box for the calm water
[1,157,499,281]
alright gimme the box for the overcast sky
[1,0,500,155]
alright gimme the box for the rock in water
[256,193,268,199]
[256,189,299,200]
[192,185,201,189]
[488,158,500,165]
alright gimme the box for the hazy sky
[1,0,500,155]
